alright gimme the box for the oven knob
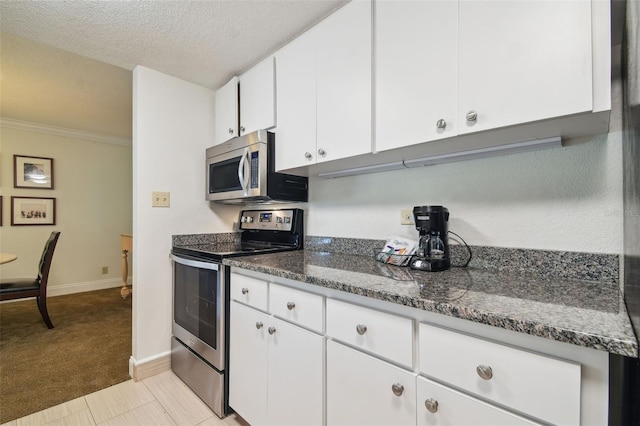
[276,217,283,224]
[246,216,254,223]
[241,216,247,223]
[284,217,291,224]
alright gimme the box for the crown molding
[0,117,132,147]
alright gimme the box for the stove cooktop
[172,208,304,262]
[172,241,299,262]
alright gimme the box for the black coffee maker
[410,205,451,272]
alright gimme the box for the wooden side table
[120,234,132,299]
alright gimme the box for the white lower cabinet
[229,301,268,426]
[230,269,606,426]
[416,376,540,426]
[419,323,581,426]
[229,300,324,426]
[326,340,416,426]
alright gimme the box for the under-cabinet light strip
[318,136,562,179]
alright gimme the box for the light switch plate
[400,209,414,225]
[152,191,170,207]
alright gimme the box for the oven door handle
[238,147,250,193]
[171,254,220,271]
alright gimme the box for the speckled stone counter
[223,246,638,358]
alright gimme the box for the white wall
[0,124,132,294]
[307,80,624,254]
[132,66,238,364]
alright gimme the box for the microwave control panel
[239,209,295,231]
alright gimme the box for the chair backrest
[37,232,60,287]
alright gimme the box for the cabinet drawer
[419,323,580,426]
[230,273,267,311]
[326,298,413,368]
[417,376,540,426]
[269,283,324,333]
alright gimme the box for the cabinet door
[267,317,324,426]
[274,28,317,171]
[327,340,416,426]
[316,0,372,163]
[458,0,592,134]
[214,76,238,145]
[417,377,540,426]
[239,56,276,135]
[229,301,268,426]
[375,0,458,152]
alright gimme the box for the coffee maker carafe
[410,205,451,272]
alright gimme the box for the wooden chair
[0,231,61,329]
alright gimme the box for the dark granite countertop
[223,249,639,358]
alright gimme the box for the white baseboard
[48,277,132,297]
[129,351,171,381]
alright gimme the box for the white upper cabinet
[239,56,276,135]
[457,0,593,134]
[375,0,458,152]
[213,57,276,146]
[213,76,238,145]
[375,0,598,153]
[275,28,318,172]
[315,0,372,164]
[275,0,372,172]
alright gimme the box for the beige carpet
[0,287,132,423]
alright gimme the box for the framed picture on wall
[11,196,56,226]
[14,155,54,189]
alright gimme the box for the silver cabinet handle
[305,152,313,160]
[228,128,234,134]
[317,148,326,157]
[240,126,246,133]
[356,324,367,335]
[241,288,249,295]
[287,302,296,310]
[425,398,439,413]
[255,322,263,329]
[436,119,446,129]
[268,326,276,335]
[476,365,493,380]
[466,110,478,122]
[391,383,404,396]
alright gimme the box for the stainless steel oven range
[170,208,304,418]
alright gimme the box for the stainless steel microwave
[206,130,308,204]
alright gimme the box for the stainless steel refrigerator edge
[610,2,640,425]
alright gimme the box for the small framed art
[11,196,56,226]
[14,155,54,189]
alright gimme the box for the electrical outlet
[102,266,108,274]
[152,191,170,207]
[400,209,415,225]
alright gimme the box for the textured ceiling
[0,0,347,139]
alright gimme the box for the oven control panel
[239,209,296,231]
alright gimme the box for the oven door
[172,254,225,371]
[206,141,267,202]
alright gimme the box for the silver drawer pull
[476,365,493,380]
[425,398,439,413]
[241,288,249,295]
[268,326,276,335]
[436,119,446,129]
[255,322,263,329]
[287,302,296,310]
[466,110,478,122]
[356,324,367,335]
[391,383,404,396]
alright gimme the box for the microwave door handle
[238,148,248,192]
[242,148,251,191]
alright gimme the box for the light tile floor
[2,371,249,426]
